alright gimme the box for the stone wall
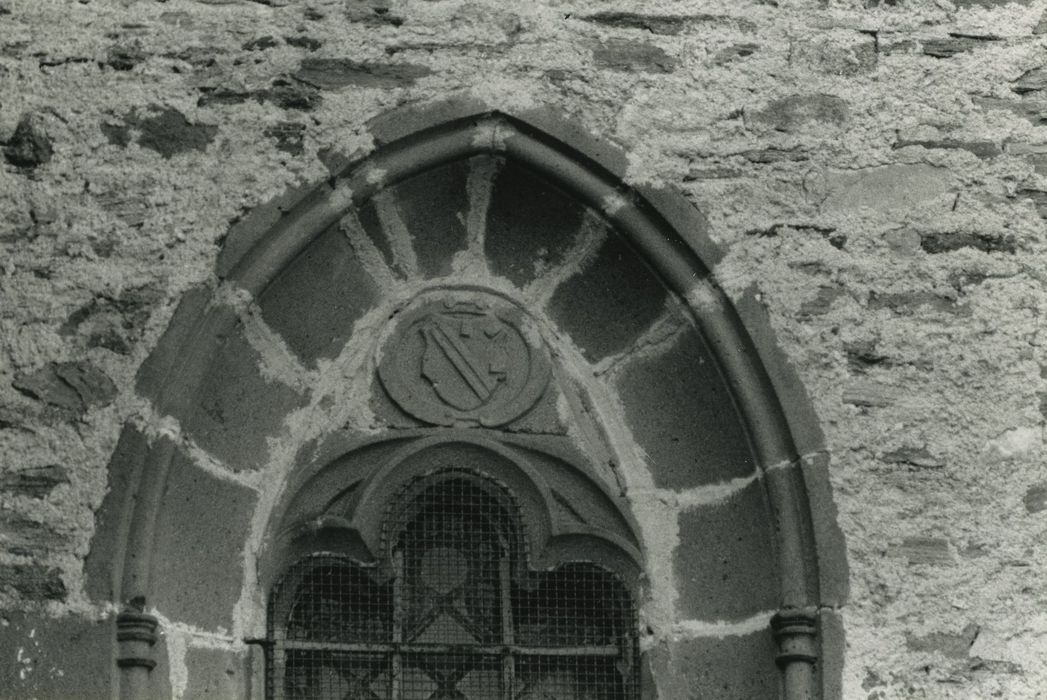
[1,0,1045,698]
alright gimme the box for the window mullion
[391,549,404,700]
[270,629,286,700]
[499,555,514,700]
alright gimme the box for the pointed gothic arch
[87,99,848,699]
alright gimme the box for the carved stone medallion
[378,295,551,427]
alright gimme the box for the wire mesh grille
[285,561,393,643]
[269,470,639,699]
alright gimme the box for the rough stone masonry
[1,0,1046,698]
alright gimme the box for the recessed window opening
[267,469,639,699]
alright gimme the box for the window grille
[268,470,639,699]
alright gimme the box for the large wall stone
[0,612,113,699]
[674,479,780,620]
[150,443,257,631]
[615,323,756,489]
[646,630,780,700]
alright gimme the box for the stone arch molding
[86,99,849,700]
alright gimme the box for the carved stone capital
[771,607,819,668]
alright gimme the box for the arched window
[268,469,639,699]
[93,102,848,700]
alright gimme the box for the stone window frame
[90,99,849,699]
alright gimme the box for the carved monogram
[378,296,550,427]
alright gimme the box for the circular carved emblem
[378,296,551,427]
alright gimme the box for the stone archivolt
[87,102,847,700]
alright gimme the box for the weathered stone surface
[0,612,112,699]
[164,44,223,67]
[731,287,827,456]
[799,285,845,316]
[616,325,757,488]
[1017,187,1047,217]
[907,623,980,658]
[745,222,839,244]
[104,107,218,158]
[1024,482,1047,513]
[883,228,922,256]
[147,625,174,699]
[345,1,405,27]
[0,564,66,600]
[844,338,891,370]
[894,536,953,565]
[259,224,380,365]
[953,0,1031,6]
[592,38,676,73]
[91,183,153,230]
[354,198,400,272]
[285,34,323,51]
[150,444,257,630]
[548,233,668,362]
[179,321,309,471]
[919,231,1015,254]
[159,10,195,27]
[794,453,850,606]
[750,93,849,132]
[820,609,846,699]
[842,380,895,407]
[792,34,877,76]
[741,146,809,163]
[0,464,68,499]
[0,507,64,556]
[216,182,320,278]
[485,159,588,287]
[513,102,635,185]
[135,108,217,158]
[882,446,945,469]
[580,12,694,35]
[580,12,754,35]
[264,121,305,155]
[60,286,162,354]
[821,164,953,213]
[13,362,117,416]
[646,630,779,699]
[53,363,118,407]
[242,35,279,51]
[894,138,1001,159]
[1008,144,1047,174]
[100,120,132,148]
[3,113,52,168]
[392,160,471,278]
[923,35,999,59]
[713,42,760,65]
[293,57,431,89]
[197,80,322,111]
[185,647,250,699]
[105,42,146,71]
[1012,66,1047,95]
[134,285,213,400]
[370,374,425,429]
[84,425,149,603]
[974,96,1047,125]
[673,479,779,619]
[867,289,964,315]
